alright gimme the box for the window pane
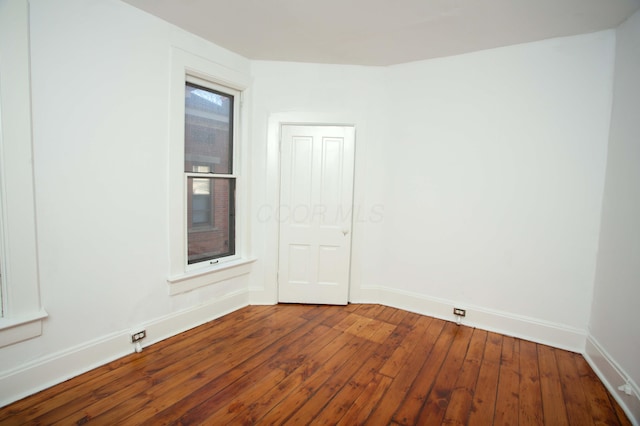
[187,178,235,264]
[184,82,233,174]
[191,178,212,226]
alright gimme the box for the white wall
[588,9,640,422]
[380,32,614,338]
[250,32,615,350]
[0,0,253,405]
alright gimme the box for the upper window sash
[184,80,235,176]
[184,76,241,182]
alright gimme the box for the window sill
[167,257,256,295]
[0,310,48,348]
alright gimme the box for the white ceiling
[122,0,640,66]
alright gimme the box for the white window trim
[168,47,253,294]
[0,0,47,348]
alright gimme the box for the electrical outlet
[131,330,146,343]
[453,308,466,317]
[618,383,633,395]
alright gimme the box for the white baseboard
[248,285,278,305]
[584,335,640,425]
[0,329,131,409]
[0,289,249,408]
[353,285,587,352]
[141,289,249,348]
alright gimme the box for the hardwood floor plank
[133,321,340,425]
[311,314,409,425]
[575,354,630,425]
[229,327,350,424]
[494,336,520,426]
[344,315,378,340]
[192,321,343,425]
[392,321,460,425]
[556,349,594,426]
[58,308,307,425]
[0,304,631,426]
[131,307,315,424]
[336,373,394,425]
[388,309,411,326]
[274,339,377,425]
[378,316,434,378]
[519,339,544,426]
[333,312,362,332]
[416,325,475,426]
[318,305,353,328]
[353,303,386,319]
[538,344,570,426]
[257,336,373,424]
[441,328,487,426]
[298,303,329,320]
[310,344,389,424]
[375,305,406,324]
[52,377,155,426]
[467,331,503,426]
[34,353,174,425]
[364,318,447,426]
[365,318,397,344]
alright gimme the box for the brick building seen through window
[184,82,235,264]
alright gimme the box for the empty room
[0,0,639,424]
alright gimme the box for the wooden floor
[0,304,631,425]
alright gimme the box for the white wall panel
[589,9,640,423]
[381,31,614,330]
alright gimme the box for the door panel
[278,125,355,305]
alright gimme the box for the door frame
[257,112,366,305]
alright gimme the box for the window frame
[184,77,238,268]
[0,0,47,348]
[167,47,253,295]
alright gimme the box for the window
[167,47,253,295]
[184,81,237,265]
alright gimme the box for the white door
[278,125,355,305]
